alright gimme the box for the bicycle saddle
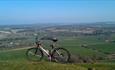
[40,37,58,42]
[52,38,58,42]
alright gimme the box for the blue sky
[0,0,115,25]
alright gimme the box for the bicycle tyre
[51,47,71,63]
[26,48,43,61]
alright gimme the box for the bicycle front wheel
[51,47,71,63]
[26,48,43,61]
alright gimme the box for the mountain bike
[26,36,71,63]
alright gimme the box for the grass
[0,49,26,62]
[0,59,115,70]
[90,43,115,54]
[0,61,88,70]
[1,35,114,60]
[0,36,115,70]
[0,49,86,70]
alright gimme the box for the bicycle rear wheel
[26,48,43,61]
[51,47,70,63]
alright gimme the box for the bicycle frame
[36,41,60,60]
[35,36,57,57]
[26,37,70,62]
[39,45,50,56]
[36,41,55,57]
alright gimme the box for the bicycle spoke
[26,48,43,61]
[52,48,70,63]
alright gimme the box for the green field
[0,49,115,70]
[0,36,115,70]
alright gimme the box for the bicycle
[26,36,71,63]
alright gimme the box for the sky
[0,0,115,25]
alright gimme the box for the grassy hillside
[0,61,115,70]
[0,47,114,70]
[0,61,87,70]
[0,36,115,70]
[0,49,115,70]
